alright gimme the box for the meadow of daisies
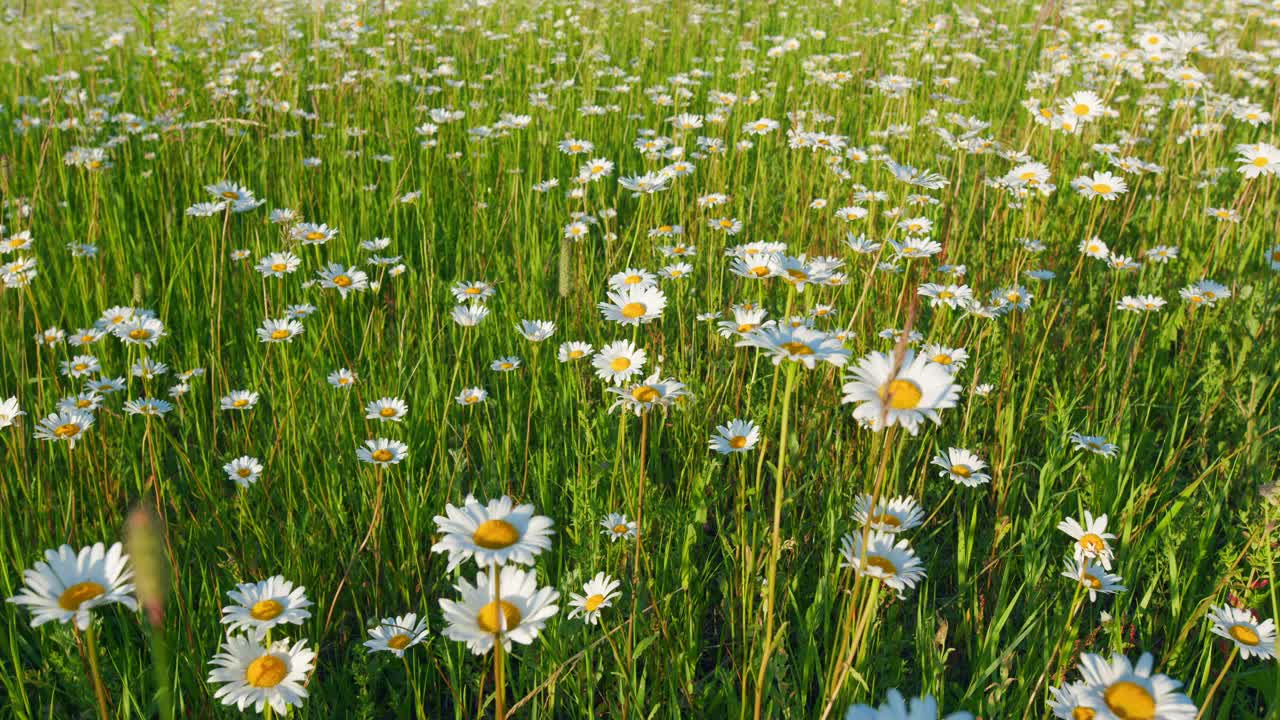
[2,0,1280,717]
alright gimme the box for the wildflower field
[2,0,1280,717]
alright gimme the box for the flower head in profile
[317,263,369,298]
[844,689,972,720]
[33,410,95,447]
[1206,605,1277,661]
[838,531,926,596]
[1061,559,1126,602]
[709,418,760,454]
[0,396,25,429]
[431,495,555,571]
[737,325,850,369]
[207,635,316,715]
[1236,142,1280,179]
[853,494,924,533]
[1069,432,1118,458]
[607,371,689,415]
[439,565,559,654]
[7,543,136,629]
[357,438,409,466]
[364,613,430,657]
[931,448,990,487]
[518,319,556,342]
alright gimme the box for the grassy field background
[1,0,1279,717]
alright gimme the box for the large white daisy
[431,495,555,571]
[7,542,136,630]
[842,350,961,434]
[1075,652,1197,720]
[439,565,559,654]
[207,635,316,715]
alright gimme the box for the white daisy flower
[567,572,622,625]
[363,613,430,657]
[431,495,555,571]
[220,576,314,640]
[7,543,136,629]
[439,565,559,654]
[207,635,317,715]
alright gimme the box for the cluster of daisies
[3,492,631,715]
[5,305,212,448]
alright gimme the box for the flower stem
[1195,646,1238,720]
[493,562,506,720]
[84,624,110,720]
[753,360,798,720]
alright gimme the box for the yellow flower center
[631,385,659,402]
[950,464,971,478]
[54,423,82,438]
[233,399,249,408]
[864,555,897,575]
[610,357,631,372]
[73,363,88,372]
[270,329,290,340]
[245,655,288,688]
[387,634,412,650]
[128,329,152,340]
[1072,707,1096,720]
[1229,624,1261,645]
[1072,103,1091,116]
[473,519,521,549]
[779,341,813,356]
[333,275,352,287]
[305,231,325,241]
[464,287,481,295]
[371,448,393,462]
[220,191,240,200]
[620,302,647,319]
[1253,156,1269,167]
[869,513,902,528]
[880,379,922,410]
[77,400,92,408]
[1079,533,1106,553]
[584,594,606,611]
[250,599,285,621]
[568,350,584,359]
[1081,573,1103,590]
[728,435,748,449]
[786,268,808,280]
[932,354,953,365]
[613,523,629,534]
[1103,681,1155,720]
[1091,183,1112,194]
[623,275,641,284]
[477,600,522,633]
[58,581,106,610]
[750,266,771,277]
[379,407,397,417]
[271,263,287,272]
